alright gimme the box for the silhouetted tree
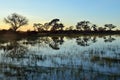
[76,23,82,31]
[51,23,59,31]
[33,23,44,31]
[92,24,97,31]
[49,19,64,31]
[49,19,60,25]
[83,21,91,31]
[98,27,106,31]
[104,24,116,31]
[49,19,59,31]
[76,21,91,31]
[43,23,50,31]
[33,23,50,31]
[4,13,28,31]
[58,23,64,30]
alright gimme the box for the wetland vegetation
[0,34,120,80]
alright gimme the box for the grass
[91,56,120,63]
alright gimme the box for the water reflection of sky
[0,35,120,80]
[24,35,120,56]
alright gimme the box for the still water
[0,35,120,80]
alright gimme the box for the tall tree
[82,21,91,31]
[49,18,60,31]
[104,24,116,31]
[4,13,28,31]
[49,19,60,25]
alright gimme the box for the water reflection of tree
[24,37,40,46]
[76,36,91,46]
[0,36,119,80]
[103,35,116,43]
[49,36,64,50]
[22,36,65,50]
[23,37,51,47]
[1,41,28,59]
[91,36,97,43]
[76,35,116,46]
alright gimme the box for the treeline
[0,13,120,33]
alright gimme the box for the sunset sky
[0,0,120,31]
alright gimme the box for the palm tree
[104,24,116,31]
[4,13,28,31]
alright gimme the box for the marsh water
[0,35,120,80]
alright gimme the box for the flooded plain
[0,35,120,80]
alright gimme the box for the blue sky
[0,0,120,30]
